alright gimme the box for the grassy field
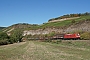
[0,40,90,60]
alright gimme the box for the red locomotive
[64,33,80,39]
[52,33,80,40]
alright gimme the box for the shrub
[0,40,8,45]
[0,32,9,40]
[80,32,90,40]
[10,29,23,43]
[51,40,62,44]
[45,39,52,42]
[56,40,62,44]
[8,38,14,44]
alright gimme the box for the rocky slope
[23,19,90,35]
[65,20,90,33]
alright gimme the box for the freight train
[24,33,80,40]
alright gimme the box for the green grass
[41,20,71,27]
[0,42,29,60]
[74,15,90,22]
[40,15,90,28]
[0,40,90,60]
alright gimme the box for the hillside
[23,18,90,36]
[3,23,39,35]
[3,15,90,33]
[2,13,90,40]
[41,15,90,28]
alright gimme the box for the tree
[0,32,9,40]
[0,32,9,45]
[84,12,90,16]
[10,29,23,42]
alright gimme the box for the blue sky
[0,0,90,27]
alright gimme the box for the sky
[0,0,90,27]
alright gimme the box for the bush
[0,40,8,45]
[0,32,9,40]
[56,40,62,44]
[67,41,72,44]
[8,38,14,44]
[81,32,90,40]
[45,39,52,42]
[10,29,23,43]
[51,40,62,44]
